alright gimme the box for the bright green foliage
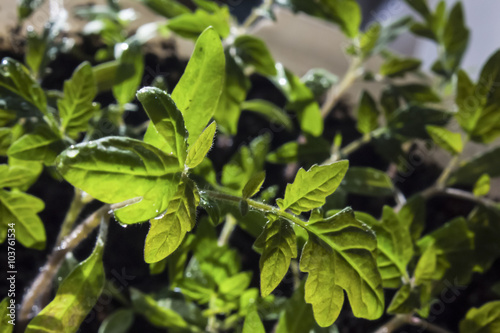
[0,58,47,117]
[141,0,191,19]
[277,161,348,214]
[144,177,200,263]
[0,159,42,190]
[277,0,361,38]
[242,309,265,333]
[56,137,182,224]
[0,298,13,333]
[460,301,500,333]
[426,125,463,154]
[26,238,105,333]
[130,288,190,330]
[167,5,230,39]
[172,27,225,145]
[356,208,413,288]
[275,282,315,333]
[357,91,380,135]
[398,195,426,242]
[138,87,188,166]
[342,167,394,197]
[380,57,421,78]
[255,218,297,297]
[113,42,144,106]
[58,62,98,137]
[300,208,384,326]
[271,63,323,137]
[234,35,277,76]
[387,284,422,315]
[185,121,216,169]
[473,174,491,197]
[0,189,45,249]
[242,171,266,199]
[240,100,293,131]
[98,309,134,333]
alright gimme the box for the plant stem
[408,316,453,333]
[435,154,460,189]
[55,188,86,244]
[206,294,219,333]
[321,56,363,118]
[373,314,452,333]
[19,199,137,325]
[218,214,237,246]
[373,314,410,333]
[422,187,498,209]
[325,127,387,164]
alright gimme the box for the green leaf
[271,63,323,137]
[144,177,199,263]
[415,217,475,285]
[387,284,422,315]
[214,51,250,135]
[7,125,66,165]
[219,271,252,300]
[460,301,500,333]
[234,35,277,76]
[242,171,266,199]
[130,288,189,330]
[473,174,491,197]
[140,0,191,18]
[222,134,270,194]
[167,7,230,39]
[172,27,225,145]
[398,195,426,242]
[98,309,134,333]
[266,137,330,164]
[426,125,463,154]
[448,146,500,185]
[243,309,265,333]
[393,84,440,104]
[0,189,45,249]
[404,0,431,19]
[388,105,451,139]
[275,282,315,333]
[241,100,293,132]
[359,23,381,58]
[455,69,479,133]
[0,57,47,114]
[302,68,338,98]
[356,91,379,135]
[467,206,500,275]
[26,237,105,333]
[0,128,13,154]
[18,0,44,19]
[276,0,361,38]
[300,208,384,326]
[58,62,98,137]
[138,87,188,166]
[356,207,413,288]
[56,137,182,224]
[0,298,14,333]
[92,60,120,93]
[255,218,297,297]
[380,57,421,78]
[341,167,394,197]
[277,161,349,214]
[0,159,42,190]
[186,121,216,169]
[112,42,144,106]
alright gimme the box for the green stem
[422,187,498,209]
[206,294,219,333]
[325,128,387,164]
[218,214,237,246]
[435,154,460,188]
[55,189,86,244]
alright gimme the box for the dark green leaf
[302,68,338,98]
[144,177,199,263]
[241,100,293,132]
[58,62,98,137]
[388,105,451,139]
[140,0,191,18]
[300,208,384,326]
[234,35,277,76]
[277,161,349,214]
[0,189,45,249]
[56,137,182,224]
[0,298,14,333]
[138,87,188,166]
[460,301,500,333]
[387,284,422,314]
[172,27,225,145]
[275,282,315,333]
[356,91,379,135]
[448,146,500,185]
[266,137,330,164]
[404,0,431,19]
[92,60,121,93]
[380,57,421,78]
[18,0,45,19]
[393,84,440,104]
[98,309,134,333]
[255,218,297,297]
[398,195,426,242]
[242,171,266,199]
[112,42,144,106]
[26,237,105,332]
[341,167,394,197]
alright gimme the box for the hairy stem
[321,56,363,118]
[55,188,86,244]
[19,199,136,325]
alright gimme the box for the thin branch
[408,316,453,333]
[421,186,498,209]
[373,314,410,333]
